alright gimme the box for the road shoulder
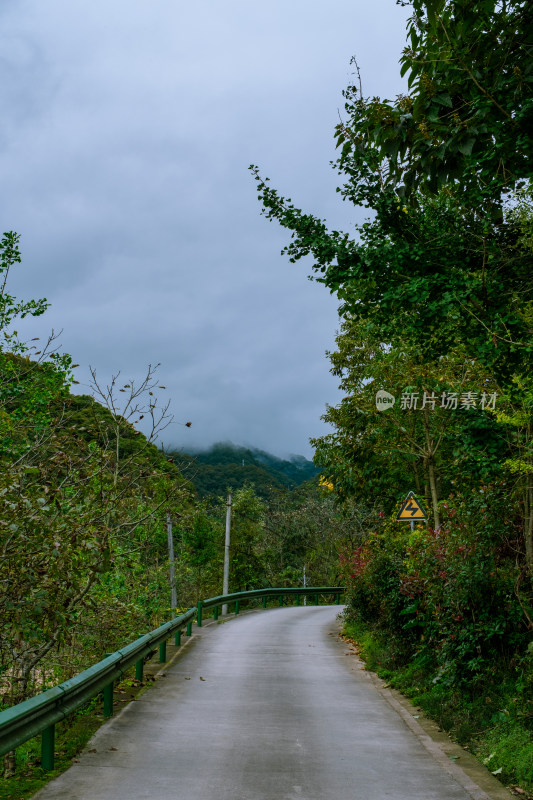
[337,627,515,800]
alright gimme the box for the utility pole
[222,493,232,615]
[167,512,177,614]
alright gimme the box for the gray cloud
[0,0,409,457]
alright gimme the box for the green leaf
[457,137,476,156]
[434,93,453,108]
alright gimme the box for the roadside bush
[342,487,532,791]
[342,485,531,688]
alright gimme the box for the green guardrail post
[103,682,114,717]
[279,595,284,607]
[262,595,267,609]
[135,634,144,680]
[175,629,181,646]
[186,621,192,636]
[213,605,219,620]
[235,600,240,615]
[103,653,114,717]
[41,724,55,771]
[159,639,167,663]
[335,593,341,605]
[296,593,300,606]
[197,601,203,627]
[314,593,319,606]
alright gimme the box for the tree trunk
[413,460,422,495]
[423,409,441,531]
[525,477,533,575]
[427,458,441,532]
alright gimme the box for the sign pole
[167,512,177,614]
[222,493,232,615]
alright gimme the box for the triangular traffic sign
[396,491,427,521]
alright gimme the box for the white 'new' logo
[375,390,395,411]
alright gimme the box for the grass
[343,617,533,797]
[1,703,103,800]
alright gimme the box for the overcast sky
[1,1,409,458]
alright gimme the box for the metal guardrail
[0,586,344,769]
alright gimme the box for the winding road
[33,606,507,800]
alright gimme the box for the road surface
[33,606,503,800]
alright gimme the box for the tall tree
[251,0,532,565]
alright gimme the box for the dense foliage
[0,308,195,713]
[252,0,532,789]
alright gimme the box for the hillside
[168,442,319,499]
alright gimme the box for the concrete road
[33,607,499,800]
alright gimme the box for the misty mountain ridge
[169,441,319,499]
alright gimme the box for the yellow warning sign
[396,491,427,521]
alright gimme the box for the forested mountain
[0,338,197,719]
[170,442,319,499]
